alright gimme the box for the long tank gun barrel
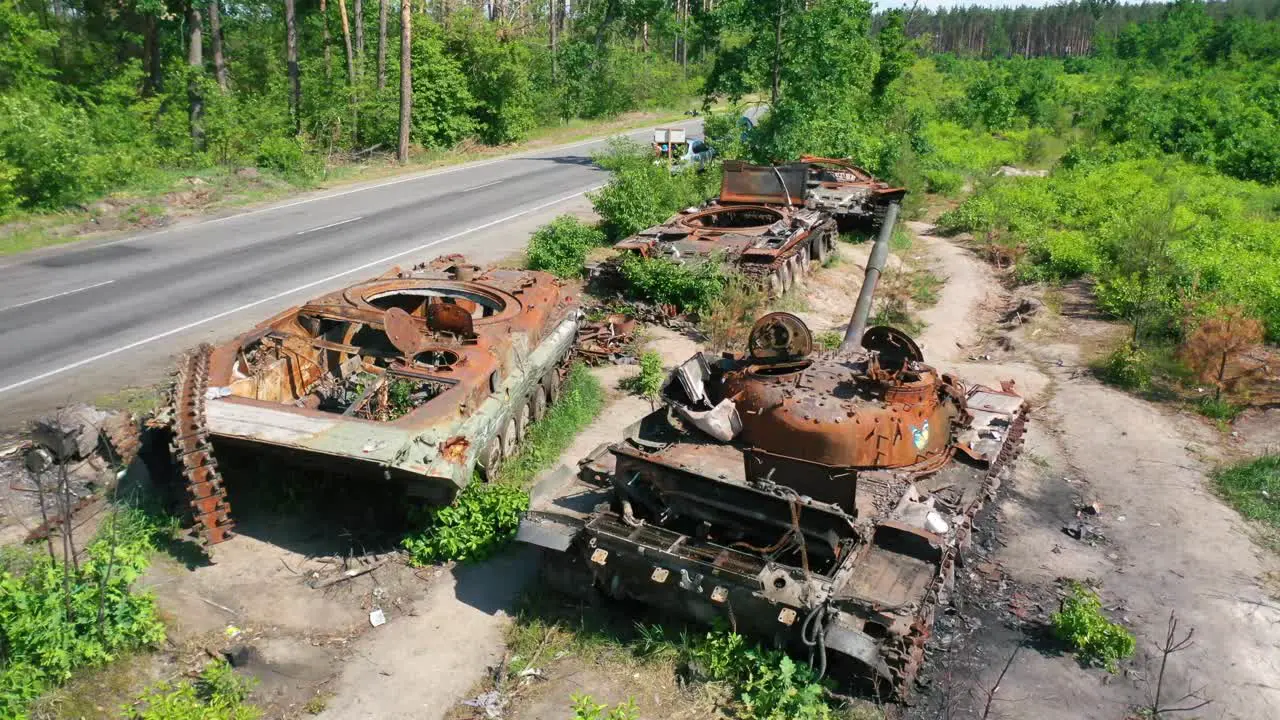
[839,201,901,353]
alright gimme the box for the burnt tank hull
[168,256,581,544]
[518,321,1027,698]
[802,156,908,229]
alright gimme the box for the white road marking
[467,180,504,191]
[296,216,363,235]
[0,185,603,396]
[0,280,116,312]
[21,119,701,259]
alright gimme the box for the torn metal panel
[802,156,908,227]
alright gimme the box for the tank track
[169,344,235,545]
[881,404,1029,699]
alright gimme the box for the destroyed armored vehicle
[519,208,1027,698]
[168,256,581,544]
[602,160,838,297]
[802,156,908,229]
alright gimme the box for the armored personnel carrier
[518,206,1027,698]
[168,255,581,544]
[603,160,838,297]
[803,156,907,229]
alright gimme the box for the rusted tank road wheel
[515,399,533,444]
[543,370,561,405]
[499,417,518,463]
[530,384,549,423]
[477,436,502,480]
[779,262,793,294]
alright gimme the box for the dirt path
[903,225,1280,720]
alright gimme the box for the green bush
[255,136,311,176]
[620,351,664,399]
[923,168,963,195]
[1097,343,1153,391]
[0,508,168,716]
[496,364,606,487]
[589,140,720,241]
[618,255,725,313]
[1050,583,1136,672]
[0,94,97,208]
[526,215,607,278]
[123,660,260,720]
[401,482,530,565]
[1020,230,1099,281]
[685,631,832,720]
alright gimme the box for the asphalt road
[0,119,703,424]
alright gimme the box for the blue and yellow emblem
[910,420,930,450]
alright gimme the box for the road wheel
[500,417,518,462]
[767,271,782,298]
[543,370,561,405]
[530,384,549,423]
[477,436,502,480]
[779,262,792,294]
[812,235,828,264]
[515,398,532,444]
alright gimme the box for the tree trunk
[355,0,365,57]
[285,0,301,134]
[377,0,388,90]
[145,14,162,93]
[338,0,357,85]
[550,0,558,79]
[398,0,412,164]
[209,0,228,90]
[321,0,333,79]
[188,1,205,150]
[771,0,783,104]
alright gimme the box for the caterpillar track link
[170,344,235,545]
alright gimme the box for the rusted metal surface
[802,156,908,228]
[167,256,581,544]
[601,161,839,297]
[522,210,1029,699]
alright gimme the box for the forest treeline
[896,0,1280,58]
[0,0,706,216]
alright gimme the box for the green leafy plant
[123,660,260,720]
[618,255,725,313]
[1097,343,1154,391]
[526,215,608,278]
[401,482,530,565]
[620,351,664,399]
[570,694,639,720]
[684,631,833,720]
[816,331,842,351]
[1050,583,1136,672]
[0,507,168,716]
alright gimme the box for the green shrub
[254,136,318,179]
[0,508,168,716]
[816,331,842,351]
[1195,396,1243,422]
[0,94,96,208]
[620,351,664,399]
[1050,583,1136,672]
[923,168,963,195]
[589,140,719,241]
[684,631,832,720]
[1097,343,1153,391]
[1212,454,1280,530]
[1021,230,1100,281]
[526,215,607,278]
[618,255,724,313]
[401,482,530,566]
[570,694,639,720]
[123,660,260,720]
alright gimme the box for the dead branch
[1146,610,1212,717]
[308,558,390,589]
[981,644,1021,720]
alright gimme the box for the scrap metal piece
[802,156,908,229]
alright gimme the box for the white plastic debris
[369,608,386,628]
[925,511,950,535]
[205,386,232,400]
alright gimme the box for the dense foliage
[685,631,833,720]
[589,138,722,241]
[1213,454,1280,532]
[401,481,529,565]
[123,659,261,720]
[0,508,168,716]
[0,0,702,219]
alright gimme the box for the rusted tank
[519,207,1027,699]
[601,160,838,297]
[802,156,908,229]
[167,255,581,544]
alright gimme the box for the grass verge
[1213,455,1280,538]
[0,107,696,257]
